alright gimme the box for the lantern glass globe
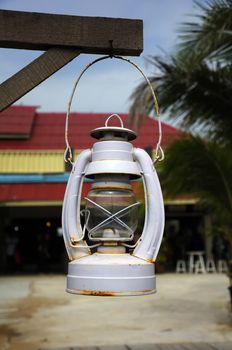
[85,175,139,241]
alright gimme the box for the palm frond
[129,55,232,144]
[178,0,232,62]
[160,136,232,223]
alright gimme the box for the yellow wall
[0,151,65,173]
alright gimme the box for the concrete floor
[0,274,231,350]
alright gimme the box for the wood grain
[0,47,80,112]
[0,10,143,56]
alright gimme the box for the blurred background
[0,1,232,349]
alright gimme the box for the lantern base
[66,253,156,296]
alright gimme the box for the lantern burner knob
[102,228,120,239]
[90,114,137,141]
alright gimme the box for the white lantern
[62,56,165,296]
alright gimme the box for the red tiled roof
[0,107,182,150]
[0,106,182,203]
[0,106,37,138]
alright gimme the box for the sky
[0,0,204,116]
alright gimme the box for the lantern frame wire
[85,197,134,234]
[70,208,102,248]
[64,55,164,165]
[85,197,140,240]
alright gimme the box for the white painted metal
[92,141,135,160]
[62,149,92,260]
[67,253,156,296]
[133,148,165,262]
[86,160,140,177]
[91,126,137,141]
[85,141,141,178]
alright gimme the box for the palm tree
[159,135,232,300]
[129,0,232,145]
[160,136,232,240]
[179,0,232,63]
[130,55,232,144]
[130,0,232,297]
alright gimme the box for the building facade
[0,106,208,273]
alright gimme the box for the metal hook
[153,145,165,164]
[109,40,114,58]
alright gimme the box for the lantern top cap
[90,114,137,141]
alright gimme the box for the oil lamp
[62,56,165,296]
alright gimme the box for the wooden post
[0,48,80,111]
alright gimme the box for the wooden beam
[0,10,143,111]
[0,10,143,56]
[0,47,80,112]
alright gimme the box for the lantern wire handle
[64,55,164,165]
[105,113,124,128]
